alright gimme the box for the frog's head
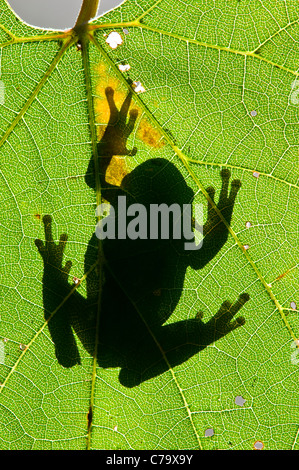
[121,158,194,208]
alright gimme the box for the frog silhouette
[35,87,249,387]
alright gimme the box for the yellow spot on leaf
[94,62,128,140]
[137,119,165,149]
[94,62,137,186]
[105,156,129,186]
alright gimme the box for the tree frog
[35,87,249,387]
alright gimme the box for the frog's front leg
[35,215,72,291]
[190,169,241,269]
[35,215,87,367]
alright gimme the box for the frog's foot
[203,170,242,236]
[207,293,249,338]
[35,215,72,281]
[98,87,138,157]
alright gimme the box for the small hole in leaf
[245,221,252,228]
[291,301,297,310]
[253,171,260,178]
[106,31,123,49]
[204,428,214,437]
[133,81,146,93]
[254,440,264,450]
[250,110,257,117]
[118,63,131,72]
[19,344,26,351]
[235,395,246,406]
[243,244,249,250]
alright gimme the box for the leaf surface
[0,0,298,450]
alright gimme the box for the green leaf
[0,0,299,450]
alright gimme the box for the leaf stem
[74,0,100,34]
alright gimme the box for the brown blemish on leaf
[67,175,80,180]
[195,311,204,320]
[274,268,292,282]
[34,214,41,220]
[137,118,165,149]
[87,404,93,431]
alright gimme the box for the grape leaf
[0,0,298,450]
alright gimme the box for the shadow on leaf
[35,87,249,387]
